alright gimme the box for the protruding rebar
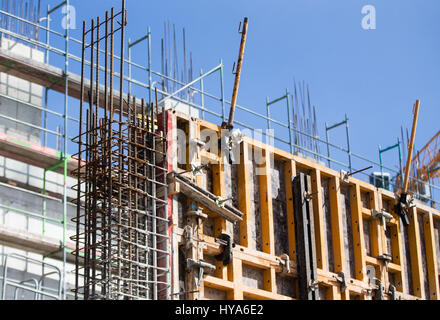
[73,2,170,300]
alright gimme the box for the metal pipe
[47,0,66,15]
[148,27,152,106]
[74,19,86,301]
[379,145,384,188]
[200,68,204,119]
[43,3,50,147]
[266,97,271,130]
[403,100,421,194]
[13,279,38,300]
[220,59,225,121]
[227,17,248,128]
[398,138,404,188]
[286,89,293,154]
[60,0,70,300]
[0,203,62,223]
[160,64,221,105]
[128,37,132,95]
[345,114,352,173]
[325,123,331,168]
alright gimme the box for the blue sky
[44,0,439,174]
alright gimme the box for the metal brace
[186,258,216,287]
[179,163,209,176]
[183,225,195,250]
[192,138,206,148]
[309,280,319,292]
[186,207,208,220]
[192,163,209,176]
[394,193,415,227]
[303,191,318,202]
[278,254,290,274]
[340,170,350,183]
[372,209,393,231]
[232,62,237,75]
[215,196,233,208]
[341,167,373,183]
[373,278,385,300]
[377,253,392,265]
[218,129,243,164]
[388,284,398,300]
[335,271,347,292]
[215,233,233,266]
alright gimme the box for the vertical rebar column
[86,18,95,300]
[151,102,157,300]
[108,6,115,299]
[74,1,170,300]
[148,27,152,106]
[117,0,126,297]
[102,9,109,299]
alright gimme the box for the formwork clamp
[373,278,385,300]
[335,272,347,292]
[182,225,196,251]
[215,233,233,266]
[388,284,398,300]
[309,280,320,293]
[303,191,319,202]
[278,254,291,274]
[372,209,394,231]
[215,196,233,208]
[394,193,415,227]
[192,138,206,149]
[186,207,208,220]
[186,258,216,287]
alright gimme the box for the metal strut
[395,100,420,227]
[225,17,249,130]
[293,172,319,300]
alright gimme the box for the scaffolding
[1,253,62,300]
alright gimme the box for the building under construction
[0,0,439,300]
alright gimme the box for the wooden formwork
[168,110,440,301]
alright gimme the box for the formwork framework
[72,3,170,300]
[170,111,440,300]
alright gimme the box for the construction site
[0,0,439,301]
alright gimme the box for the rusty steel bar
[403,100,421,194]
[227,17,248,128]
[74,19,86,300]
[72,1,170,300]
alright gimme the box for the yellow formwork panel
[171,112,440,301]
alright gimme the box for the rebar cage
[71,1,170,300]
